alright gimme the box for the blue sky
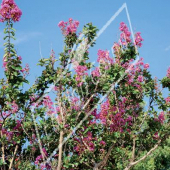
[0,0,170,93]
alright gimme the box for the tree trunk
[57,130,64,170]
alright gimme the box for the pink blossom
[53,86,59,91]
[99,100,110,124]
[50,49,55,62]
[64,124,69,128]
[119,22,128,32]
[13,120,21,131]
[74,131,96,154]
[77,81,83,87]
[153,132,159,140]
[122,97,127,104]
[100,140,106,146]
[137,75,143,82]
[35,148,48,166]
[0,0,22,22]
[166,67,170,78]
[100,149,105,152]
[88,142,95,151]
[71,97,79,103]
[21,63,30,77]
[11,101,18,113]
[71,97,80,110]
[165,96,170,104]
[32,133,36,140]
[97,50,113,65]
[135,32,143,48]
[42,148,48,156]
[32,147,36,152]
[75,65,88,76]
[158,111,165,124]
[18,56,22,60]
[58,18,79,36]
[144,63,149,69]
[35,155,42,165]
[119,22,131,45]
[2,56,7,70]
[2,0,15,5]
[43,96,53,109]
[40,163,51,170]
[43,96,55,114]
[112,42,120,55]
[74,65,88,86]
[91,108,98,118]
[58,21,65,27]
[92,67,100,77]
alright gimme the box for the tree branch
[9,144,18,170]
[57,130,64,170]
[124,139,162,170]
[93,144,114,170]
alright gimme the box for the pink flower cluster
[135,32,144,48]
[2,56,8,70]
[40,163,51,170]
[165,96,170,104]
[119,22,131,45]
[97,50,113,66]
[7,101,18,114]
[153,132,159,140]
[158,112,165,124]
[74,64,88,86]
[75,65,88,78]
[112,42,121,56]
[35,148,48,165]
[71,97,80,111]
[119,22,143,48]
[167,67,170,78]
[0,120,22,143]
[29,94,41,107]
[98,100,110,125]
[13,120,22,131]
[50,49,55,63]
[21,63,30,77]
[137,75,144,82]
[91,67,100,77]
[74,131,95,154]
[43,96,55,115]
[124,58,149,89]
[58,18,79,36]
[1,128,14,141]
[30,133,37,144]
[97,98,137,133]
[99,140,106,146]
[155,111,165,124]
[144,63,149,69]
[0,0,22,22]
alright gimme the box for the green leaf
[3,36,9,40]
[11,31,15,36]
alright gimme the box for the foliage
[132,138,170,170]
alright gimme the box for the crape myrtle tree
[0,0,170,170]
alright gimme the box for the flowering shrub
[0,0,170,170]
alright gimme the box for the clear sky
[0,0,170,93]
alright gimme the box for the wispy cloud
[0,31,42,48]
[14,32,42,45]
[165,45,170,51]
